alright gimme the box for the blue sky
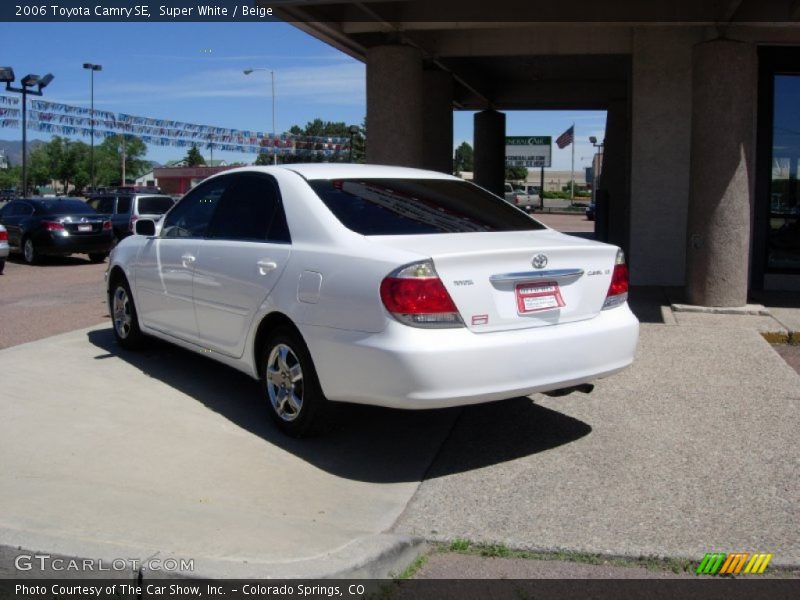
[1,21,605,171]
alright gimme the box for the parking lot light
[4,68,55,196]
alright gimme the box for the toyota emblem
[532,254,548,269]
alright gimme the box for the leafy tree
[505,166,529,181]
[453,142,473,174]
[0,166,20,189]
[254,152,273,166]
[277,118,364,164]
[185,145,206,166]
[94,136,148,186]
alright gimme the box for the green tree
[505,166,528,181]
[453,142,473,174]
[0,166,20,189]
[185,144,206,166]
[94,136,148,186]
[254,152,273,166]
[278,118,363,164]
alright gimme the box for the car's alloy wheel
[23,238,37,264]
[112,285,133,340]
[110,277,146,349]
[261,329,333,437]
[265,343,304,422]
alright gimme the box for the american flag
[556,125,574,149]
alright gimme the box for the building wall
[629,26,701,286]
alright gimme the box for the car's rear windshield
[35,199,97,215]
[309,178,545,235]
[137,196,174,214]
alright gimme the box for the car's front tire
[261,328,332,438]
[110,276,147,349]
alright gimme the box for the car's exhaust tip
[543,383,594,397]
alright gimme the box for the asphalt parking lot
[1,214,798,580]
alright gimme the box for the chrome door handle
[257,260,278,275]
[181,253,196,268]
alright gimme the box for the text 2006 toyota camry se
[106,164,639,436]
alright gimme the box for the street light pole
[244,68,277,165]
[1,68,54,196]
[83,63,102,191]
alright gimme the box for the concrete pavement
[0,327,455,578]
[394,289,800,567]
[0,287,798,578]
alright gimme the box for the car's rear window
[137,196,174,214]
[37,199,97,215]
[309,179,545,236]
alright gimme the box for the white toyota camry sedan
[106,164,639,436]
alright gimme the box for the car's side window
[161,177,230,238]
[116,196,132,214]
[17,203,34,217]
[90,196,115,214]
[206,174,291,243]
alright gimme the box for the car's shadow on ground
[7,254,98,267]
[87,327,592,484]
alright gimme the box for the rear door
[0,202,30,249]
[133,176,230,342]
[193,173,292,358]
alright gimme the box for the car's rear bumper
[33,231,114,256]
[303,304,639,409]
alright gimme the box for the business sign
[505,136,552,168]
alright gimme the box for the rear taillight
[103,220,112,230]
[129,215,138,231]
[43,220,65,231]
[380,261,463,328]
[513,196,520,204]
[0,229,7,242]
[602,249,629,310]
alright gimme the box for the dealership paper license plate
[78,224,92,232]
[516,281,565,313]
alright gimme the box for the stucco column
[685,39,757,306]
[599,98,630,252]
[366,45,424,167]
[422,70,454,174]
[474,110,506,197]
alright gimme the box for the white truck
[509,183,541,212]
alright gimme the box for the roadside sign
[505,136,552,168]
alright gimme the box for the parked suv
[87,192,175,242]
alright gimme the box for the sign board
[505,136,551,168]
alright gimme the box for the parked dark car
[586,202,596,221]
[87,192,175,242]
[0,197,114,264]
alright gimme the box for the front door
[134,176,230,341]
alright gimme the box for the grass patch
[437,539,696,574]
[393,553,429,580]
[761,331,799,345]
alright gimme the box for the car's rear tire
[110,276,147,349]
[261,328,333,438]
[0,258,5,274]
[22,237,38,265]
[88,252,109,263]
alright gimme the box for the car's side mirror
[135,219,156,236]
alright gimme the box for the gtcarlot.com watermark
[15,553,194,573]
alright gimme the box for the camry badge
[532,254,548,269]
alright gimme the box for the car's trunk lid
[370,230,619,332]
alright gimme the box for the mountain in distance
[0,138,47,166]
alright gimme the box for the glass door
[767,75,800,272]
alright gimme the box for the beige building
[284,1,800,302]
